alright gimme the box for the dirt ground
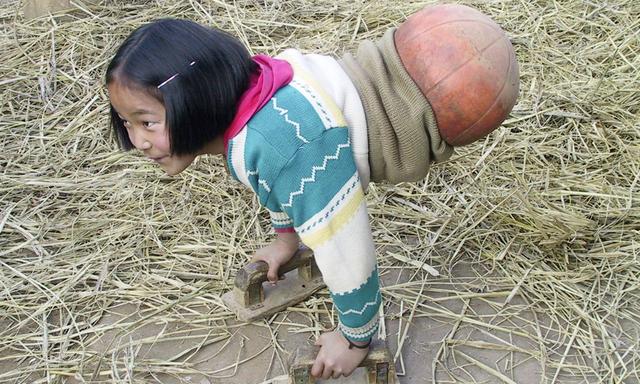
[53,256,628,384]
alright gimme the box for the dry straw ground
[0,0,638,383]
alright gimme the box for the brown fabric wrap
[339,28,453,184]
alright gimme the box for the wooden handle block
[234,248,320,308]
[290,339,398,384]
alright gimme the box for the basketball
[395,4,519,146]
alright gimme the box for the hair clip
[157,61,196,89]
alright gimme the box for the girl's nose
[129,130,151,150]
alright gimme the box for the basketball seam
[399,18,502,45]
[452,41,515,144]
[424,33,504,95]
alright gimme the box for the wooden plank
[222,268,326,322]
[290,339,400,383]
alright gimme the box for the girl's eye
[143,121,155,128]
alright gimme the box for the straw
[1,0,639,382]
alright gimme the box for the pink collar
[223,54,293,152]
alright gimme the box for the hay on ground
[0,0,638,383]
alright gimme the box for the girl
[106,18,380,380]
[106,8,517,380]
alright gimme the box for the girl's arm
[272,130,381,379]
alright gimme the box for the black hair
[105,19,257,155]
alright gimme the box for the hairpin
[157,61,196,89]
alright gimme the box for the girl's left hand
[310,330,370,379]
[251,232,300,283]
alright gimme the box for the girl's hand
[251,232,300,283]
[311,330,370,379]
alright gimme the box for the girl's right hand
[251,232,300,283]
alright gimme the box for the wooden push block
[290,339,399,384]
[222,248,326,322]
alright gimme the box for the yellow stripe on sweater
[283,55,347,127]
[299,187,364,249]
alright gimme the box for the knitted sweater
[226,50,380,342]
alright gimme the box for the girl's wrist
[339,331,372,349]
[347,338,371,349]
[276,231,300,247]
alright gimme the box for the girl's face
[108,81,196,176]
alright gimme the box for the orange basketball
[395,4,519,146]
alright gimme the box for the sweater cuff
[338,315,379,342]
[269,209,293,232]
